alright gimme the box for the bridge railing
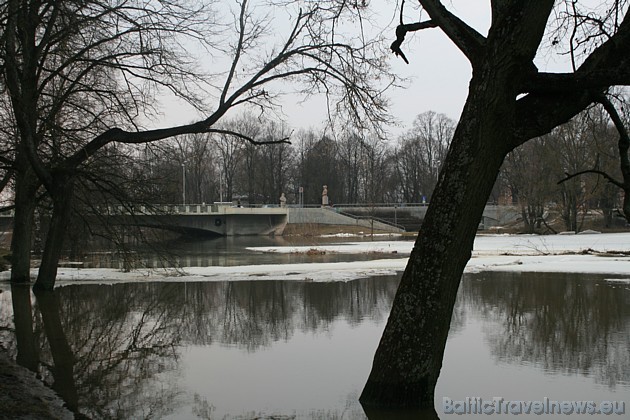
[100,203,430,214]
[103,203,292,215]
[332,202,430,208]
[331,208,407,231]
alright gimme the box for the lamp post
[219,167,223,203]
[181,162,186,205]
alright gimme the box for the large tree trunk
[10,168,39,283]
[359,2,557,404]
[360,80,513,407]
[33,178,75,291]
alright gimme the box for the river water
[0,237,629,419]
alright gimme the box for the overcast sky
[156,2,576,140]
[279,1,494,137]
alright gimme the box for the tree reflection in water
[34,290,80,414]
[0,272,628,418]
[1,276,400,418]
[9,284,39,373]
[3,283,186,419]
[462,272,630,388]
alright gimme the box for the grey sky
[284,1,493,137]
[158,2,588,140]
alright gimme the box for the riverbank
[0,350,73,419]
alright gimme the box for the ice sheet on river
[1,232,629,287]
[248,231,630,256]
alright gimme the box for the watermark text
[443,397,625,416]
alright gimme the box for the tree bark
[360,76,512,407]
[10,167,39,283]
[33,177,75,291]
[360,1,557,408]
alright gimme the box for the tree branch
[596,95,630,178]
[220,0,248,106]
[418,0,486,64]
[514,12,630,145]
[390,21,439,64]
[206,128,291,145]
[557,169,624,189]
[596,93,630,220]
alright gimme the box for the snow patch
[1,232,630,288]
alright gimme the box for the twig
[390,1,438,64]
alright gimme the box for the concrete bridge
[0,204,521,237]
[108,203,405,236]
[107,203,289,236]
[0,204,404,237]
[105,203,518,235]
[332,204,521,232]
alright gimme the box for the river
[0,236,628,419]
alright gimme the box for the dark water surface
[78,235,410,269]
[1,272,628,419]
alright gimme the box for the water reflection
[81,235,408,269]
[0,272,628,419]
[10,284,39,373]
[463,272,630,388]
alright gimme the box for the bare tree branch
[220,0,248,107]
[390,21,439,64]
[515,11,630,145]
[596,93,630,219]
[418,0,486,63]
[205,128,290,145]
[558,169,624,188]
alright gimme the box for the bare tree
[293,128,321,204]
[256,121,294,204]
[169,133,215,205]
[555,115,598,231]
[500,104,626,233]
[392,139,424,203]
[229,113,263,204]
[1,0,393,290]
[360,0,630,410]
[360,135,390,204]
[301,134,342,205]
[501,138,557,233]
[410,111,453,199]
[337,132,364,203]
[557,96,630,225]
[393,111,454,203]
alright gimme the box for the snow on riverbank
[248,231,630,256]
[1,232,629,287]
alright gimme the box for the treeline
[497,104,627,231]
[4,106,626,243]
[130,111,456,207]
[119,104,627,233]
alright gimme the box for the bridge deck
[109,204,288,236]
